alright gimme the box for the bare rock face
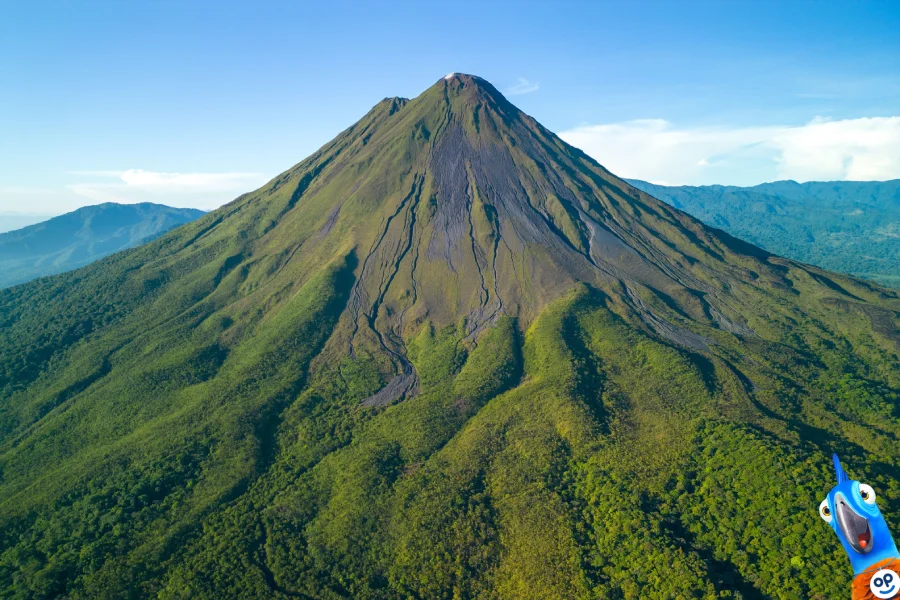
[1,74,898,599]
[213,73,894,406]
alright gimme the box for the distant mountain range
[0,202,204,288]
[627,179,900,288]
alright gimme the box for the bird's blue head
[820,454,899,575]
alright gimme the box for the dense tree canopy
[1,75,898,599]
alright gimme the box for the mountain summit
[1,76,898,598]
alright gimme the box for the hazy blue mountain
[0,202,204,288]
[627,179,900,288]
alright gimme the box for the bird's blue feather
[822,455,900,575]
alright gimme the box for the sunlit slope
[0,74,898,599]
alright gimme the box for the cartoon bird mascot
[820,454,900,599]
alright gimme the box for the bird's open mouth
[836,493,874,554]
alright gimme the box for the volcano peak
[432,72,504,101]
[1,74,897,600]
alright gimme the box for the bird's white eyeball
[820,499,833,522]
[859,484,877,505]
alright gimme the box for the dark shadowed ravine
[0,74,897,599]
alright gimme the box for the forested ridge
[0,74,898,599]
[628,178,900,289]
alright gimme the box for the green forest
[629,179,900,289]
[0,74,898,599]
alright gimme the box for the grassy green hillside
[0,202,205,289]
[628,178,900,289]
[0,74,898,599]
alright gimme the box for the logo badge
[871,569,899,599]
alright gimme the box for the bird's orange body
[852,558,900,599]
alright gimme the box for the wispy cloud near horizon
[65,169,269,209]
[505,77,540,96]
[0,170,270,216]
[559,116,900,186]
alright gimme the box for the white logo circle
[871,569,900,599]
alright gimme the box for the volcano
[0,74,898,598]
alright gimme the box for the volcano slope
[1,74,898,599]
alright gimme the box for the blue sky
[1,0,898,215]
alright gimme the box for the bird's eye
[820,499,833,522]
[860,484,876,505]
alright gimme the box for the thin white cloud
[66,170,125,177]
[66,183,130,205]
[559,116,900,186]
[0,185,62,197]
[0,170,269,215]
[65,169,269,210]
[505,77,540,96]
[68,169,266,192]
